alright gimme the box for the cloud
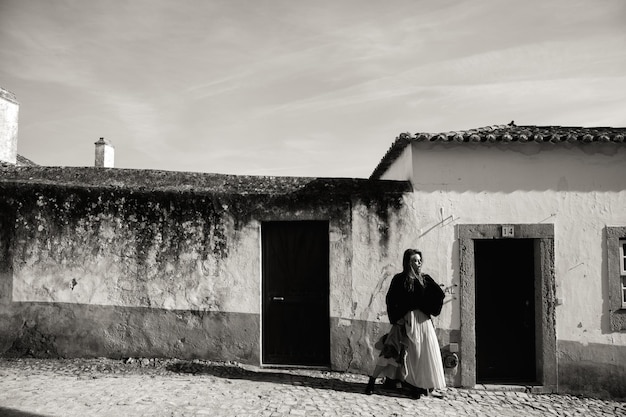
[2,0,626,177]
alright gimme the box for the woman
[365,249,446,399]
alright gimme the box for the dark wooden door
[475,238,536,383]
[262,221,330,366]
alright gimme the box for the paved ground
[0,358,624,417]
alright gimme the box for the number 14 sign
[502,225,515,238]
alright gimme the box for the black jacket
[386,273,444,324]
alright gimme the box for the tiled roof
[0,87,19,104]
[16,154,38,166]
[370,124,626,179]
[0,155,38,167]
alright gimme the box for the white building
[371,124,626,397]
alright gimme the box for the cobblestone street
[0,358,624,417]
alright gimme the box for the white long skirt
[402,309,446,390]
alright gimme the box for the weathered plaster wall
[558,340,626,398]
[0,184,261,362]
[338,191,462,386]
[0,168,412,374]
[9,189,258,312]
[382,140,626,396]
[336,194,416,370]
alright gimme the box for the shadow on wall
[411,142,626,193]
[601,229,610,334]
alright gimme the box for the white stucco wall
[2,177,414,370]
[347,194,421,323]
[0,90,19,164]
[379,144,413,182]
[382,141,626,347]
[10,197,261,316]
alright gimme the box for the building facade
[0,166,415,376]
[2,87,625,397]
[371,124,626,398]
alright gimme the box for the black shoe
[365,377,376,395]
[382,378,398,389]
[410,387,421,399]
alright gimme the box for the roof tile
[371,124,626,179]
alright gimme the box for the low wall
[0,166,413,372]
[0,179,264,363]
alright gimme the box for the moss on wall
[3,184,237,310]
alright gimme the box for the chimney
[94,137,114,168]
[0,87,19,165]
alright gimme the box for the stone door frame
[458,224,557,392]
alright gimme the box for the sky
[1,0,625,178]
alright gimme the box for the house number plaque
[502,225,515,238]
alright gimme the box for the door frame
[458,224,557,391]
